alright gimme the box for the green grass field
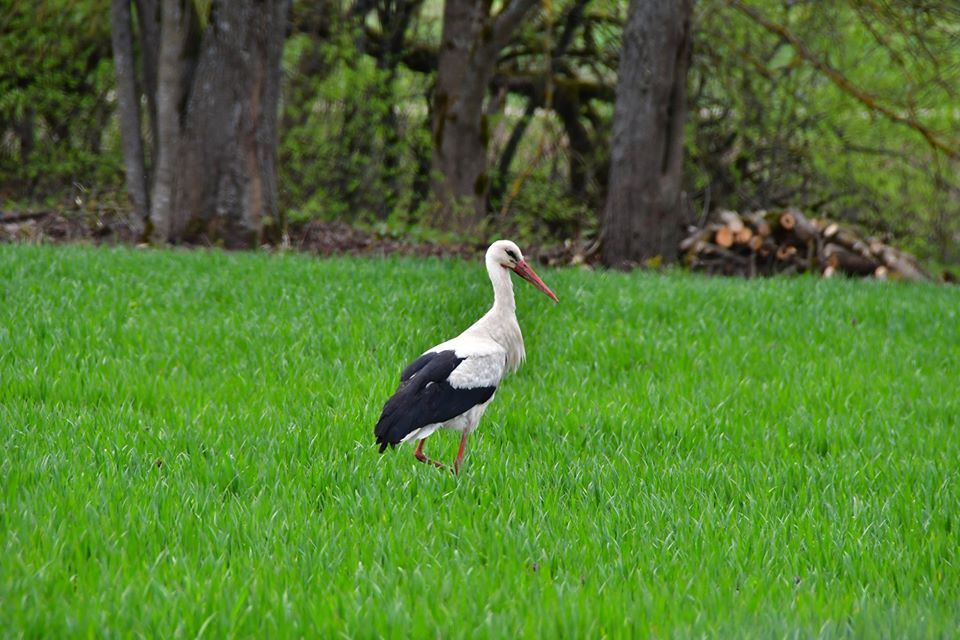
[1,244,958,638]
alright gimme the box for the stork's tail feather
[374,399,414,453]
[375,430,388,454]
[374,418,400,454]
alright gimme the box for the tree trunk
[111,0,286,246]
[431,0,538,230]
[171,0,288,247]
[601,0,694,268]
[111,0,150,234]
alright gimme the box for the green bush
[279,28,433,225]
[0,0,122,205]
[688,1,960,262]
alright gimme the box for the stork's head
[487,240,559,302]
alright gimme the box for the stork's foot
[414,440,447,471]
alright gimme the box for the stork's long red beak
[512,260,559,302]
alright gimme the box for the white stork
[374,240,558,473]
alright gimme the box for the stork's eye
[505,249,519,262]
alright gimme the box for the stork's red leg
[453,432,469,475]
[413,439,446,470]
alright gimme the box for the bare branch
[728,0,959,160]
[492,0,540,51]
[491,74,614,102]
[363,26,436,73]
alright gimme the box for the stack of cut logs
[680,208,932,281]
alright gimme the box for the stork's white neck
[461,254,524,373]
[487,254,516,314]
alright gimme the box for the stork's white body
[399,257,527,441]
[374,240,556,472]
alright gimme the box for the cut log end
[735,227,754,245]
[779,211,796,231]
[775,245,798,261]
[714,226,734,248]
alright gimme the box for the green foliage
[1,0,957,264]
[2,244,960,636]
[502,169,595,242]
[279,14,434,224]
[690,0,960,262]
[0,0,123,203]
[486,0,622,240]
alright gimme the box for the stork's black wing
[374,350,496,453]
[399,352,436,383]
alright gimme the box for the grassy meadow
[1,243,958,637]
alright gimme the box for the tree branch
[491,74,614,102]
[554,0,590,62]
[363,26,436,73]
[492,0,540,51]
[727,0,959,160]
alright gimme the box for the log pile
[680,208,934,282]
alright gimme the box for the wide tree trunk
[114,0,287,247]
[601,0,694,269]
[171,0,288,247]
[431,0,538,230]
